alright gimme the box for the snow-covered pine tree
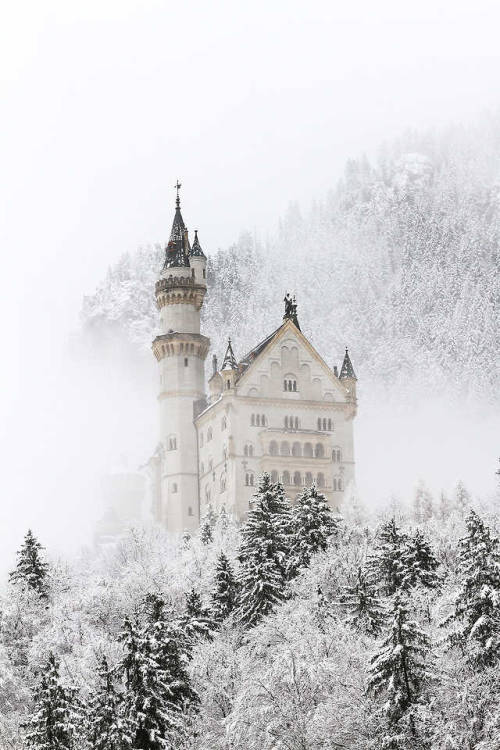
[413,481,433,523]
[236,473,292,628]
[401,529,440,591]
[454,481,472,518]
[183,589,213,641]
[10,530,49,599]
[370,518,407,596]
[200,519,213,545]
[341,566,386,635]
[443,510,500,667]
[368,596,435,738]
[288,484,339,574]
[24,652,82,749]
[86,655,130,750]
[211,551,238,623]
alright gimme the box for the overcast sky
[1,0,500,566]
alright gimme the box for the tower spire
[222,338,238,370]
[190,229,206,258]
[163,181,190,269]
[339,348,357,380]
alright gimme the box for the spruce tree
[289,484,338,574]
[368,596,434,726]
[443,510,500,667]
[211,551,238,623]
[370,518,407,596]
[454,480,471,518]
[401,529,440,591]
[86,656,130,750]
[200,519,213,545]
[10,530,49,598]
[237,474,292,628]
[24,652,82,749]
[341,566,386,635]
[183,589,212,641]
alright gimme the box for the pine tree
[289,484,339,574]
[237,474,292,628]
[10,530,49,598]
[183,589,212,641]
[200,519,213,545]
[24,652,82,749]
[341,566,386,635]
[368,596,434,728]
[401,529,440,591]
[211,552,238,623]
[454,480,471,518]
[370,518,407,596]
[86,656,130,750]
[413,481,433,523]
[443,510,500,667]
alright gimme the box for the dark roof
[238,324,284,374]
[190,229,206,258]
[339,348,357,380]
[222,338,238,370]
[163,203,190,269]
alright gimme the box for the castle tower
[152,184,210,532]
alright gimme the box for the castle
[149,187,357,532]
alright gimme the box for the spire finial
[283,292,301,330]
[222,338,238,370]
[174,180,182,208]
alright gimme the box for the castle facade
[150,190,357,532]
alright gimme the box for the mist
[1,0,500,575]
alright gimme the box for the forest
[0,474,499,749]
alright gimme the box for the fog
[1,0,500,574]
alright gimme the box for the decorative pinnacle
[174,180,181,208]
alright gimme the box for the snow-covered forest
[1,476,499,748]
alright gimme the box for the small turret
[163,185,190,269]
[339,348,357,404]
[221,338,238,391]
[189,229,207,286]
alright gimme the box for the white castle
[149,187,358,532]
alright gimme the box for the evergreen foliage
[24,652,82,749]
[400,529,440,591]
[200,520,213,545]
[183,589,212,641]
[443,510,500,667]
[341,566,386,635]
[371,519,407,596]
[289,484,338,574]
[237,474,292,628]
[86,656,130,750]
[211,552,238,623]
[10,530,49,599]
[454,481,472,518]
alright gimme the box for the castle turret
[152,184,210,532]
[339,347,357,406]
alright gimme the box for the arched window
[323,418,327,431]
[244,444,254,457]
[222,416,227,430]
[283,379,288,391]
[317,473,325,488]
[168,436,177,451]
[305,471,313,485]
[283,470,290,485]
[220,474,226,493]
[256,414,261,427]
[332,448,342,463]
[184,357,188,367]
[293,381,297,391]
[317,418,322,430]
[207,427,213,441]
[338,477,343,491]
[280,441,290,456]
[333,478,337,491]
[271,470,279,483]
[328,418,333,431]
[251,414,255,426]
[261,414,266,426]
[304,442,313,458]
[248,444,254,457]
[284,376,297,392]
[292,442,302,458]
[188,506,193,516]
[294,417,299,429]
[315,443,324,458]
[226,380,230,390]
[171,483,178,493]
[269,440,278,456]
[293,471,301,486]
[245,473,254,487]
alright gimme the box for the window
[293,471,301,486]
[304,442,313,458]
[328,418,333,431]
[203,268,206,279]
[292,442,302,457]
[317,418,321,430]
[188,506,193,516]
[171,483,178,494]
[244,444,253,457]
[245,472,254,487]
[207,427,213,441]
[338,477,343,491]
[284,379,297,392]
[305,471,313,485]
[251,414,255,426]
[332,448,342,463]
[184,357,188,367]
[261,414,266,426]
[315,443,324,458]
[220,474,226,493]
[191,268,195,278]
[284,416,288,429]
[269,440,278,456]
[271,470,279,483]
[283,470,291,485]
[294,416,299,429]
[256,414,260,427]
[168,436,177,451]
[317,473,325,488]
[280,441,290,456]
[226,380,230,390]
[323,418,327,431]
[221,416,227,430]
[285,416,299,429]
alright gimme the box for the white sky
[1,0,499,568]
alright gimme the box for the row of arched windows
[199,416,227,448]
[269,440,325,458]
[283,379,297,392]
[317,418,333,431]
[251,414,267,426]
[244,444,254,457]
[284,416,299,429]
[269,470,326,488]
[333,477,344,491]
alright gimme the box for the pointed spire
[339,348,357,380]
[163,182,191,269]
[190,229,206,258]
[283,292,301,330]
[222,338,238,370]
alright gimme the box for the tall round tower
[152,185,209,532]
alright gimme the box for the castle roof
[221,338,238,370]
[190,229,206,258]
[339,348,357,380]
[163,193,190,269]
